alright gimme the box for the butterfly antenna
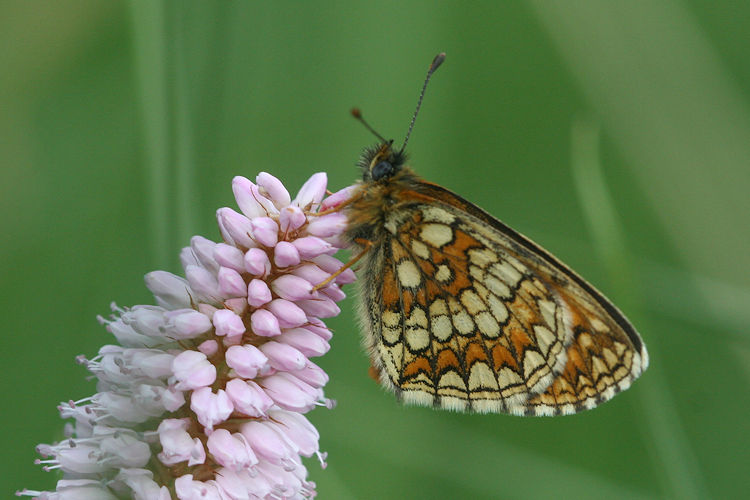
[399,52,446,154]
[351,108,388,144]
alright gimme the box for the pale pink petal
[257,172,291,208]
[293,172,327,208]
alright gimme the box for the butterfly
[335,53,648,416]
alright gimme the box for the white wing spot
[537,299,557,329]
[432,315,453,341]
[487,295,509,323]
[491,261,524,288]
[523,350,546,379]
[468,362,499,390]
[590,318,610,333]
[422,206,456,224]
[533,325,556,357]
[438,370,466,390]
[420,223,453,247]
[452,310,475,335]
[460,289,486,315]
[411,239,430,259]
[382,326,401,344]
[397,260,422,288]
[435,264,452,282]
[485,275,512,299]
[497,367,524,389]
[475,311,500,338]
[429,298,448,315]
[405,327,430,351]
[468,248,498,267]
[405,307,428,329]
[383,310,400,328]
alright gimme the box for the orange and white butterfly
[339,53,648,416]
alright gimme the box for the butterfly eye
[371,161,394,181]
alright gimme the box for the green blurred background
[3,1,749,499]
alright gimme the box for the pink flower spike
[239,421,297,466]
[256,460,304,492]
[113,349,173,379]
[232,176,266,219]
[189,236,219,273]
[257,172,291,208]
[99,434,151,468]
[25,173,353,499]
[291,361,330,388]
[268,410,321,458]
[320,185,356,211]
[266,299,307,328]
[157,419,206,467]
[213,243,246,273]
[312,254,356,284]
[261,372,320,412]
[185,265,221,303]
[292,236,333,259]
[190,387,233,431]
[198,340,219,357]
[247,279,272,307]
[212,309,246,339]
[225,344,268,379]
[244,248,271,277]
[290,263,330,287]
[274,241,301,268]
[323,234,347,250]
[278,328,330,357]
[259,341,308,371]
[217,207,256,249]
[145,271,192,309]
[217,267,247,298]
[206,429,258,471]
[18,480,119,499]
[294,172,327,209]
[279,205,306,233]
[306,212,348,238]
[197,303,218,317]
[297,298,341,318]
[235,175,279,217]
[172,351,216,390]
[216,469,271,500]
[305,318,334,341]
[225,378,274,417]
[250,309,281,337]
[174,474,223,500]
[169,309,212,339]
[116,469,172,500]
[271,275,315,301]
[321,284,346,302]
[250,217,279,248]
[223,297,248,316]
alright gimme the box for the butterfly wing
[356,182,648,416]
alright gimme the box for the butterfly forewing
[349,177,648,416]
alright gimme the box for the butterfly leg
[311,237,372,290]
[306,190,364,217]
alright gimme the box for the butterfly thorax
[345,144,425,245]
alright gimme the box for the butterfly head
[359,141,407,182]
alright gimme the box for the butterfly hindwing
[356,182,648,416]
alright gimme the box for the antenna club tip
[351,108,362,119]
[430,52,446,72]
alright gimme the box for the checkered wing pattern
[358,187,648,416]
